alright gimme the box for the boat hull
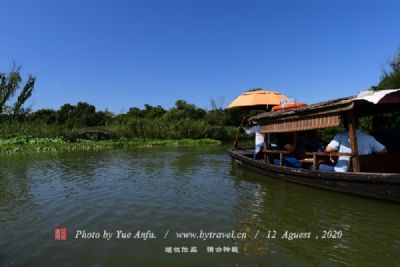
[229,148,400,202]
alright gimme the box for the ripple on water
[1,148,400,266]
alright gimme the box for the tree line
[1,49,399,141]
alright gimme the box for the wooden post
[313,154,318,170]
[233,116,246,148]
[279,152,284,166]
[264,133,270,164]
[348,110,360,172]
[292,132,298,153]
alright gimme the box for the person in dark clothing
[372,116,400,152]
[273,132,302,168]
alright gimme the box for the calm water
[1,146,399,267]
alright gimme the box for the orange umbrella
[227,89,289,109]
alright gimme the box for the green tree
[361,48,400,132]
[127,107,144,118]
[56,102,111,127]
[143,104,166,118]
[13,75,35,115]
[0,65,35,114]
[373,49,400,90]
[58,103,75,124]
[164,100,206,120]
[30,109,58,124]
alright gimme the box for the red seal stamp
[54,227,68,241]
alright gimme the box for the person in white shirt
[241,122,264,160]
[319,129,387,172]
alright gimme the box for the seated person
[319,128,387,172]
[273,133,302,168]
[297,130,323,153]
[371,115,400,152]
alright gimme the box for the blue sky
[1,0,399,112]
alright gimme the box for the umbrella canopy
[227,89,289,109]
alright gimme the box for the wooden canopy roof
[250,89,400,133]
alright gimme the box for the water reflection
[0,154,36,220]
[230,163,400,265]
[0,147,399,266]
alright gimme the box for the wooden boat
[229,89,400,202]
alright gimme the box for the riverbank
[0,137,222,153]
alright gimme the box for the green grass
[0,119,237,140]
[0,137,221,153]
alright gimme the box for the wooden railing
[304,152,353,170]
[263,149,290,166]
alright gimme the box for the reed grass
[0,118,236,141]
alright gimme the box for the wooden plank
[264,149,290,154]
[348,110,360,172]
[305,152,353,157]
